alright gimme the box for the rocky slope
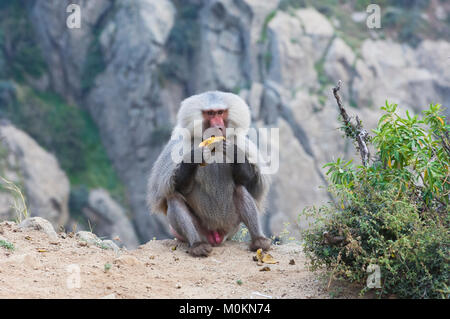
[0,0,449,244]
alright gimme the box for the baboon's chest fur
[185,163,239,230]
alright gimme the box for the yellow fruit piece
[198,136,225,148]
[255,248,278,264]
[437,117,445,126]
[256,248,263,262]
[262,253,278,264]
[387,157,392,168]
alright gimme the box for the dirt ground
[0,221,366,299]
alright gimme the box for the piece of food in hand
[198,136,225,148]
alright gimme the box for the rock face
[29,0,114,102]
[27,0,177,241]
[0,123,70,228]
[23,1,450,241]
[84,0,176,242]
[82,189,139,248]
[351,39,450,116]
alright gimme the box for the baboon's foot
[250,236,271,252]
[189,242,212,257]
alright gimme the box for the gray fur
[147,91,270,216]
[146,91,271,254]
[186,163,239,232]
[146,138,181,214]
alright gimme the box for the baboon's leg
[167,193,212,257]
[234,185,271,251]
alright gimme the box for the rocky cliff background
[0,0,449,248]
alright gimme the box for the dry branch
[332,81,370,167]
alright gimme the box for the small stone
[75,231,100,245]
[289,259,295,265]
[19,217,58,241]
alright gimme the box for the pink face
[202,109,229,135]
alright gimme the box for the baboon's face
[202,109,229,135]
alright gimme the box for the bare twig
[332,81,370,167]
[355,116,370,167]
[332,81,352,127]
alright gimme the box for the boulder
[82,188,139,248]
[0,123,70,227]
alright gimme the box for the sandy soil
[0,221,366,299]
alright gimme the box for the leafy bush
[302,102,449,298]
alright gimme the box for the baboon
[147,91,271,257]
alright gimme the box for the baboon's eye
[217,110,223,115]
[207,111,214,116]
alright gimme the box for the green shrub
[302,102,449,299]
